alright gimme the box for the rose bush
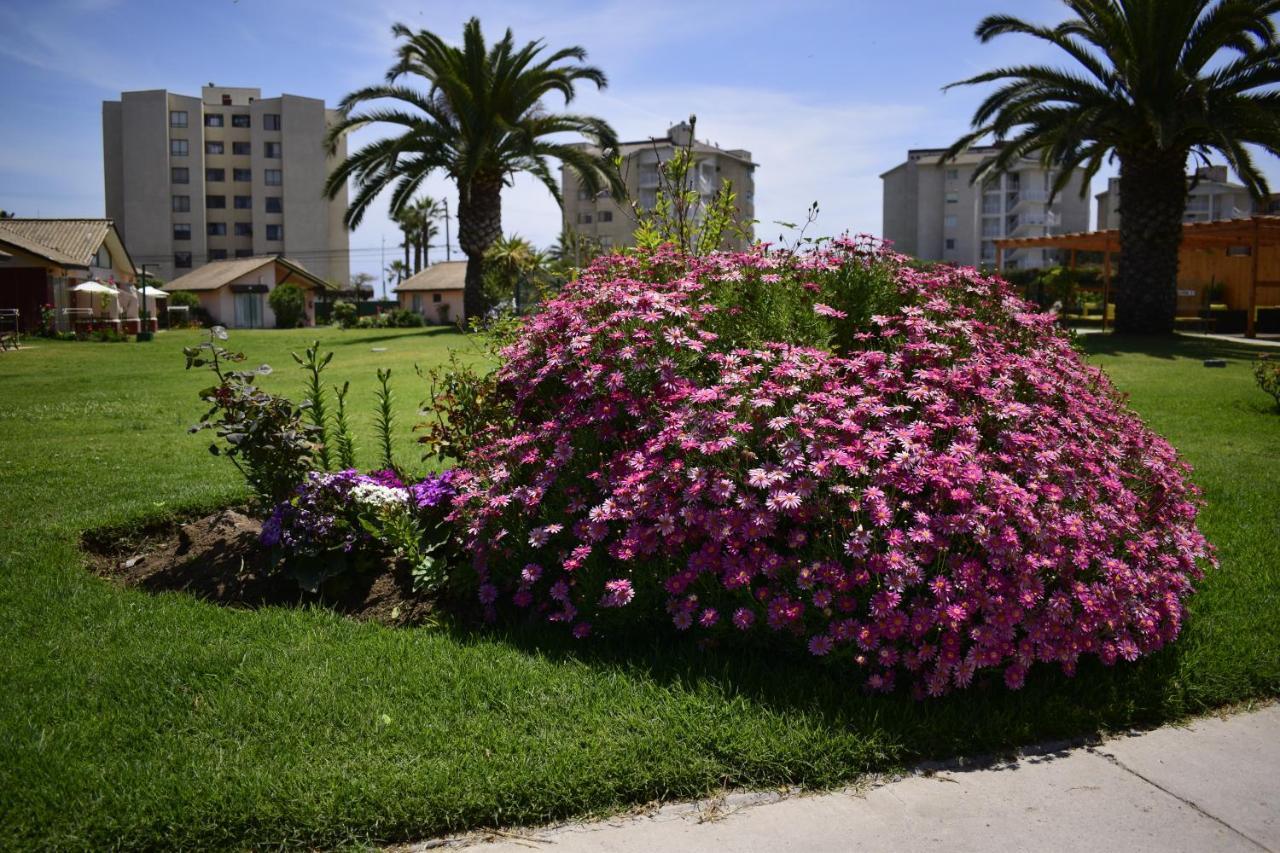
[452,238,1213,696]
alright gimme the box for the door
[233,291,263,328]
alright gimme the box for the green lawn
[0,328,1277,850]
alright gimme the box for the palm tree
[944,0,1280,335]
[485,234,546,312]
[408,195,445,270]
[325,18,622,322]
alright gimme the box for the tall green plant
[944,0,1280,334]
[375,368,396,472]
[292,341,333,470]
[332,381,357,469]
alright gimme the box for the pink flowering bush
[452,238,1212,696]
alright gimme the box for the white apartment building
[881,145,1090,270]
[103,85,349,285]
[1096,165,1255,230]
[561,122,756,252]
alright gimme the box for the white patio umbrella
[72,280,119,295]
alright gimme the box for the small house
[395,261,465,325]
[166,255,333,328]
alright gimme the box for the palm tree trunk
[458,177,503,322]
[414,239,422,274]
[1114,149,1187,335]
[403,229,410,273]
[421,224,430,270]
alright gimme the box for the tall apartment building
[561,122,756,252]
[881,145,1090,270]
[103,85,349,285]
[1096,165,1254,230]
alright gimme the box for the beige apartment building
[881,145,1090,270]
[1096,165,1255,230]
[561,122,756,251]
[103,85,349,286]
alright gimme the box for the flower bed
[452,240,1213,696]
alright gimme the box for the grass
[0,327,1277,850]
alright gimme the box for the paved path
[421,703,1279,853]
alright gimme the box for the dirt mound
[85,508,433,626]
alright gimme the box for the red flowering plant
[451,238,1213,696]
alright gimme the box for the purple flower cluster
[410,470,458,509]
[453,241,1213,696]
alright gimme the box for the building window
[944,214,957,228]
[598,210,613,223]
[266,224,284,240]
[174,251,192,268]
[945,191,959,204]
[945,168,959,180]
[600,237,614,249]
[206,168,225,182]
[265,196,283,213]
[172,195,190,212]
[264,141,282,158]
[234,222,253,237]
[639,188,657,209]
[232,141,251,156]
[264,169,282,186]
[173,223,191,240]
[235,248,253,258]
[433,293,442,303]
[207,195,226,209]
[234,195,252,209]
[169,110,188,128]
[209,248,228,260]
[170,138,188,157]
[233,168,252,182]
[205,113,224,128]
[207,222,227,236]
[171,167,189,184]
[945,238,956,250]
[576,188,592,200]
[577,212,593,224]
[205,141,224,155]
[221,94,232,106]
[263,114,281,131]
[232,114,250,128]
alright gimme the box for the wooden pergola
[995,215,1280,337]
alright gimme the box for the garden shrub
[331,300,357,329]
[269,282,307,328]
[452,239,1213,696]
[1255,354,1280,411]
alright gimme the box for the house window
[174,251,192,268]
[264,169,282,186]
[206,168,225,182]
[221,94,231,106]
[577,212,592,224]
[172,195,190,212]
[205,114,224,128]
[234,195,252,209]
[600,236,613,249]
[235,248,253,258]
[266,224,284,240]
[209,248,228,260]
[577,188,592,201]
[263,113,281,131]
[169,110,188,128]
[234,222,253,237]
[232,141,251,156]
[207,195,226,209]
[264,141,282,158]
[173,223,191,240]
[945,168,959,180]
[265,196,283,213]
[432,293,442,303]
[170,138,188,156]
[207,222,227,236]
[233,168,252,182]
[205,141,224,155]
[945,238,956,250]
[171,167,189,184]
[945,191,959,204]
[944,214,957,228]
[232,114,250,128]
[598,210,613,223]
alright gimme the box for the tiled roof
[167,255,331,292]
[395,261,467,292]
[0,218,113,267]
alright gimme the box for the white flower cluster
[349,482,410,509]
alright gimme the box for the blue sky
[2,0,1278,283]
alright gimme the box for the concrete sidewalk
[426,703,1279,853]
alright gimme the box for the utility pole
[380,235,386,300]
[136,263,153,342]
[444,198,452,261]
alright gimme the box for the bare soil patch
[83,508,433,625]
